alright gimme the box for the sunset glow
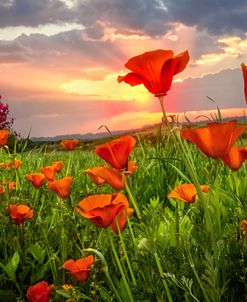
[0,1,246,137]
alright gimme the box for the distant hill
[30,115,246,142]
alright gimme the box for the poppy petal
[222,146,247,170]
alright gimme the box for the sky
[0,0,247,137]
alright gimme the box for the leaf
[0,251,20,282]
[31,263,49,284]
[56,290,71,299]
[28,243,46,265]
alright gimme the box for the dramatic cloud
[1,1,247,38]
[0,0,73,27]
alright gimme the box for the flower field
[0,123,246,302]
[0,49,247,301]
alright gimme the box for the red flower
[52,161,63,173]
[221,146,247,170]
[40,166,56,181]
[14,159,22,170]
[95,135,136,170]
[9,204,33,224]
[60,139,79,150]
[76,193,133,229]
[168,184,209,203]
[118,49,189,97]
[84,166,125,190]
[181,120,246,159]
[111,207,134,234]
[26,173,46,189]
[0,130,9,146]
[63,255,94,282]
[47,176,73,199]
[241,63,247,103]
[26,281,51,302]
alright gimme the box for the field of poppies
[0,49,247,302]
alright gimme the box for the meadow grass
[0,128,246,302]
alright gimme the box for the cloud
[165,0,247,36]
[0,0,247,39]
[0,0,74,28]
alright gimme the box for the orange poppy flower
[84,166,125,190]
[241,63,247,103]
[118,49,189,97]
[221,146,247,170]
[168,184,209,203]
[181,120,247,159]
[0,162,6,168]
[14,159,22,170]
[40,165,56,181]
[126,161,138,174]
[5,161,13,168]
[26,173,46,189]
[7,181,16,192]
[9,204,33,224]
[111,207,134,234]
[95,135,136,170]
[60,139,79,150]
[0,130,9,146]
[63,255,94,282]
[52,161,63,173]
[241,220,247,236]
[0,185,4,195]
[47,176,73,199]
[26,281,52,302]
[76,193,132,228]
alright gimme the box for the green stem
[175,200,180,243]
[106,228,135,302]
[84,248,123,302]
[123,176,142,220]
[154,251,173,302]
[116,218,137,286]
[126,211,138,251]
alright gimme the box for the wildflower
[5,161,13,168]
[111,207,134,234]
[241,63,247,103]
[181,120,246,159]
[9,204,33,224]
[118,49,189,97]
[222,146,247,170]
[52,161,63,173]
[0,129,9,146]
[0,185,4,195]
[47,176,73,199]
[26,173,46,189]
[26,281,52,302]
[76,193,133,229]
[84,166,125,190]
[241,220,247,236]
[40,165,56,181]
[61,284,73,290]
[60,139,79,150]
[7,181,16,192]
[168,184,209,203]
[95,135,136,170]
[63,255,94,282]
[14,159,22,170]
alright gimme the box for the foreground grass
[0,130,247,302]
